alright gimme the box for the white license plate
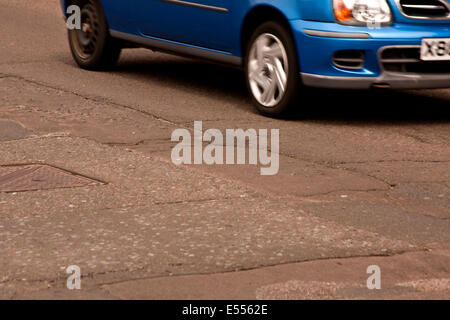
[421,38,450,61]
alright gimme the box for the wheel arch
[239,5,299,62]
[62,0,84,13]
[61,0,102,16]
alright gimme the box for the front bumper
[301,72,450,89]
[291,20,450,89]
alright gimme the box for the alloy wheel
[247,33,289,108]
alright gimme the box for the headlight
[333,0,392,26]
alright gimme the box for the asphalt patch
[0,120,34,141]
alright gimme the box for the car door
[133,0,232,52]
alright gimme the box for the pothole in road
[0,164,104,192]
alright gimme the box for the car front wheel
[245,21,301,117]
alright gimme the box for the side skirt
[110,30,243,66]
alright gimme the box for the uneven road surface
[0,1,449,299]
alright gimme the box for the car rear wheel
[245,21,301,117]
[68,0,121,70]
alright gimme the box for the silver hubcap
[248,33,288,108]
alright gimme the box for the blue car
[61,0,450,116]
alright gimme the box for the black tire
[244,21,301,117]
[68,0,121,70]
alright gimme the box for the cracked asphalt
[0,0,449,299]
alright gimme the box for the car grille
[397,0,450,20]
[380,47,450,73]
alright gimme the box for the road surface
[0,0,449,299]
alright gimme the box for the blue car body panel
[60,0,450,88]
[134,1,231,51]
